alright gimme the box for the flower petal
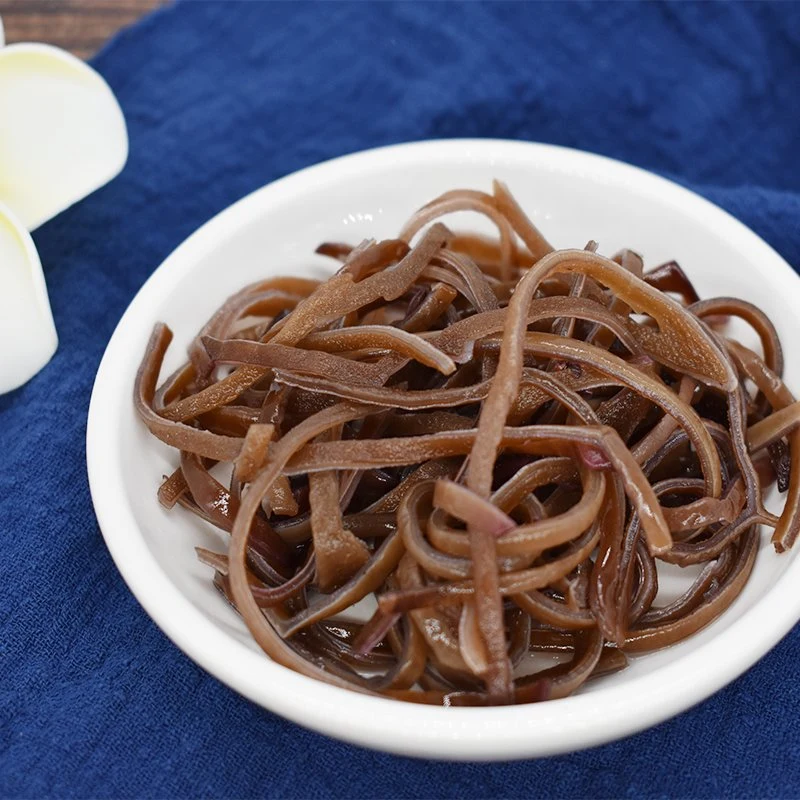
[0,201,57,393]
[0,16,5,48]
[0,44,128,230]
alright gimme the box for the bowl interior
[93,140,800,759]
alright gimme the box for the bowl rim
[87,138,800,761]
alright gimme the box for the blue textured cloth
[2,1,800,797]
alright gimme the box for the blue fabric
[2,1,800,796]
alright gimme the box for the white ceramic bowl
[87,139,800,760]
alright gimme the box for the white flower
[0,17,128,393]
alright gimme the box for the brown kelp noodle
[135,183,800,706]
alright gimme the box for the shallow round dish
[87,139,800,760]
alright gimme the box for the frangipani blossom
[0,18,128,393]
[0,200,57,392]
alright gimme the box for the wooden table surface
[0,0,165,60]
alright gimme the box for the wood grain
[0,0,165,60]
